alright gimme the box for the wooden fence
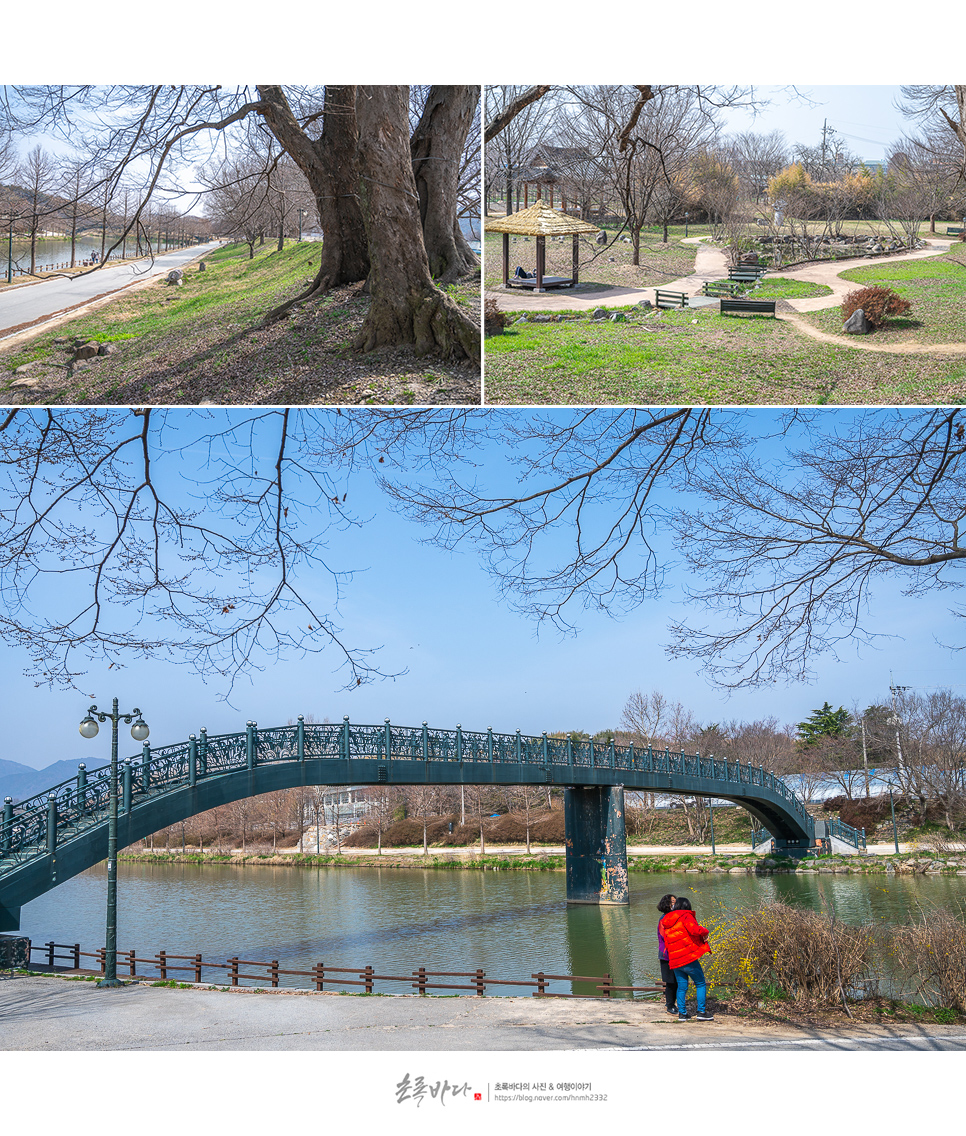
[27,940,663,999]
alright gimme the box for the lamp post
[79,698,149,987]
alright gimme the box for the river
[18,862,966,996]
[3,235,182,276]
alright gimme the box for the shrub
[890,904,966,1013]
[704,901,877,1005]
[841,285,911,329]
[484,298,509,336]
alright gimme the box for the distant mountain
[0,757,108,804]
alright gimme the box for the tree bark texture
[257,85,369,301]
[410,85,480,283]
[353,86,479,362]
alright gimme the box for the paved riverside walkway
[2,974,964,1051]
[0,242,222,342]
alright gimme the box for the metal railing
[24,940,664,999]
[1,717,815,874]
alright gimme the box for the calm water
[19,863,966,996]
[5,235,166,273]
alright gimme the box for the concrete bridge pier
[563,785,629,905]
[0,901,21,933]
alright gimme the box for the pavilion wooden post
[572,234,580,285]
[503,233,510,288]
[535,236,546,292]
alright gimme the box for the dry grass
[705,901,877,1006]
[890,904,966,1012]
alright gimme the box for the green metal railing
[1,716,818,875]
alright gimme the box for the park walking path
[488,233,966,355]
[3,973,963,1052]
[0,241,222,343]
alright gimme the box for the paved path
[487,235,966,355]
[0,242,222,341]
[3,974,963,1051]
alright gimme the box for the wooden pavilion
[485,202,600,292]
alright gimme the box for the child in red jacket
[658,897,713,1021]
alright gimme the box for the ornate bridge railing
[1,716,816,875]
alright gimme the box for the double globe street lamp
[79,699,149,988]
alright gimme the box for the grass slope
[1,242,481,405]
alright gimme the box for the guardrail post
[297,716,305,761]
[194,954,202,982]
[342,716,351,762]
[159,950,167,980]
[98,947,106,974]
[600,973,612,998]
[363,965,374,993]
[188,736,197,787]
[270,960,279,988]
[129,949,137,976]
[533,971,547,996]
[229,957,239,986]
[609,740,615,768]
[2,797,12,854]
[487,728,493,763]
[456,724,463,763]
[76,763,87,811]
[314,963,325,991]
[384,718,392,761]
[122,760,132,814]
[589,739,594,767]
[47,940,55,967]
[515,729,521,763]
[475,968,485,996]
[198,728,208,776]
[567,737,573,767]
[73,943,80,969]
[46,796,57,853]
[542,732,548,766]
[423,721,430,762]
[141,744,151,792]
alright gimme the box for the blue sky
[719,85,911,162]
[2,408,963,772]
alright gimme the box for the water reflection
[19,862,966,996]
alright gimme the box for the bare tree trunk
[411,85,480,283]
[353,85,479,361]
[256,85,369,319]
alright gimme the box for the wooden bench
[728,266,767,282]
[702,280,743,298]
[948,226,964,236]
[654,289,688,309]
[720,298,776,318]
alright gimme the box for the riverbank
[117,847,955,875]
[3,972,964,1052]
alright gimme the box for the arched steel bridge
[0,717,855,931]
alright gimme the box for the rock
[13,360,44,374]
[610,312,625,322]
[531,314,554,323]
[843,308,870,334]
[596,231,607,246]
[72,343,100,362]
[97,343,114,356]
[591,308,608,320]
[636,299,652,309]
[167,269,184,285]
[198,261,206,272]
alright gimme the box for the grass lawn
[483,223,700,291]
[799,246,966,346]
[1,242,481,405]
[484,303,966,406]
[743,277,833,300]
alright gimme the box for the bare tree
[1,85,480,362]
[16,145,59,274]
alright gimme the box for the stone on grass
[198,261,206,272]
[72,343,100,362]
[591,308,608,320]
[609,312,625,322]
[167,269,184,285]
[843,308,871,335]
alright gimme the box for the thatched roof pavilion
[485,202,600,292]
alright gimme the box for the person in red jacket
[658,897,713,1021]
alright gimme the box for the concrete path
[0,242,222,341]
[3,974,963,1051]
